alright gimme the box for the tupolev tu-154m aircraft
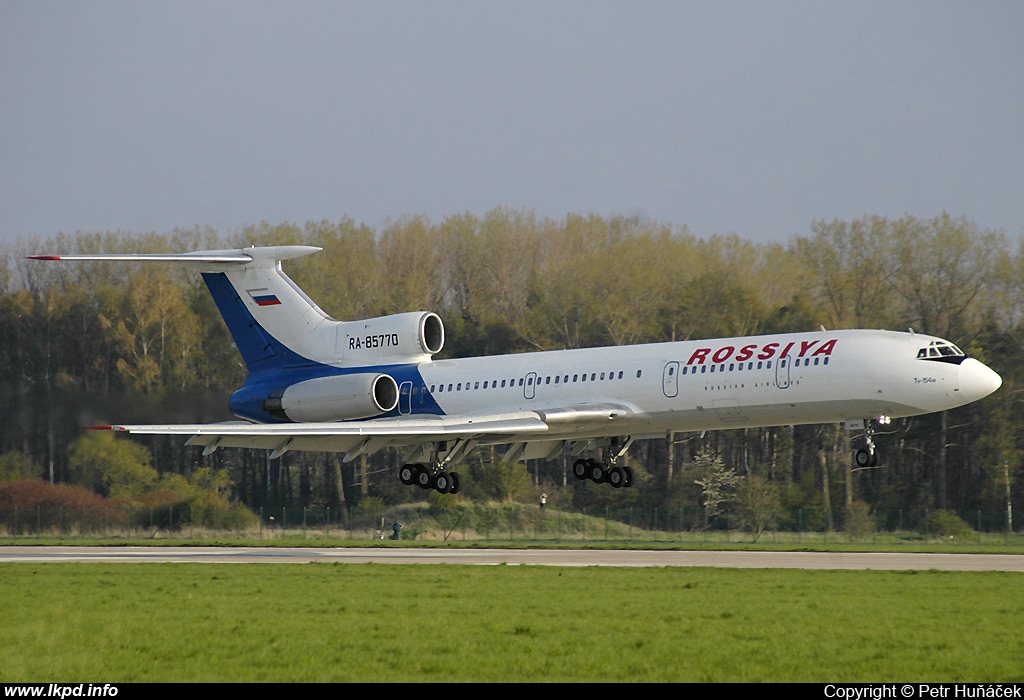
[30,245,1003,494]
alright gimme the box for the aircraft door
[524,372,538,400]
[662,361,680,398]
[775,355,791,389]
[399,381,413,414]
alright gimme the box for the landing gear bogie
[573,456,634,488]
[399,463,461,495]
[572,436,635,489]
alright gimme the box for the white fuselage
[405,329,999,442]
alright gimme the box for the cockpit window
[917,341,966,364]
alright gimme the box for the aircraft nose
[959,358,1002,402]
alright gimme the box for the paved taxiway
[1,546,1022,571]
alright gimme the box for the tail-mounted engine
[338,311,444,365]
[263,373,399,422]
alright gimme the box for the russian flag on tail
[248,288,282,307]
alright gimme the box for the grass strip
[1,563,1022,682]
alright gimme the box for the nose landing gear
[849,416,889,469]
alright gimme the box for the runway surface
[1,546,1022,571]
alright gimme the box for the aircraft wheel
[434,471,451,494]
[399,464,416,486]
[623,466,634,488]
[588,461,606,483]
[572,459,589,480]
[854,448,876,468]
[448,472,461,495]
[416,464,434,489]
[607,466,625,488]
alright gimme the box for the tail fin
[30,246,339,374]
[30,245,444,375]
[195,246,340,373]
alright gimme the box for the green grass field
[2,561,1022,682]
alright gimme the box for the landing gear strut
[571,436,635,488]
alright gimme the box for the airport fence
[1,503,1021,546]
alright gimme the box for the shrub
[924,510,975,540]
[0,480,127,532]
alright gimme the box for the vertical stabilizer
[29,245,341,375]
[199,246,340,373]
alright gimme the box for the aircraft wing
[96,403,632,461]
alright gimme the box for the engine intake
[339,311,444,364]
[263,373,399,422]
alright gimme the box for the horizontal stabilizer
[27,246,322,272]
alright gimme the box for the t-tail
[28,246,446,421]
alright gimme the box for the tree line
[0,210,1020,531]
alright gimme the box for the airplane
[30,244,1003,494]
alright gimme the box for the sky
[2,1,1023,246]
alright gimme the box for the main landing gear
[572,458,634,488]
[572,436,635,488]
[399,462,461,495]
[398,440,466,495]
